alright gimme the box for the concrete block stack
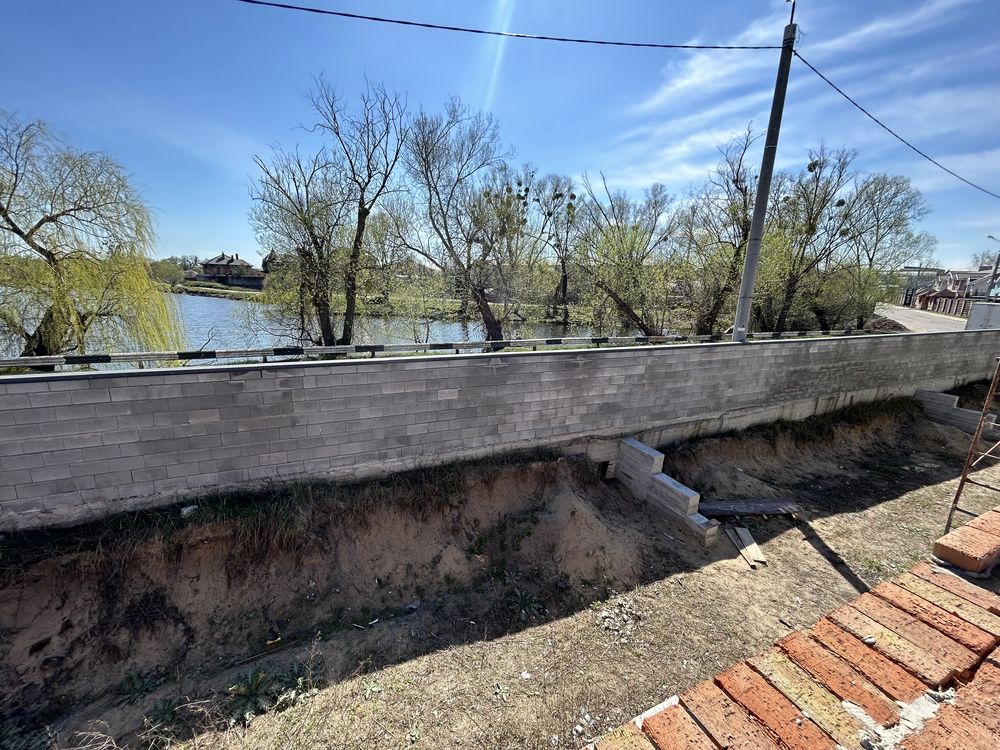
[914,389,998,436]
[616,438,718,545]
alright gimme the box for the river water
[174,294,591,350]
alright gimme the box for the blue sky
[3,0,999,268]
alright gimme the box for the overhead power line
[233,0,999,202]
[795,51,1000,201]
[232,0,781,50]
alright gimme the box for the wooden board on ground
[698,498,802,517]
[724,526,758,569]
[735,526,767,564]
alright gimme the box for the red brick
[747,649,866,749]
[826,605,954,687]
[641,705,717,750]
[595,722,658,750]
[894,572,1000,637]
[967,509,1000,538]
[850,593,979,678]
[954,661,1000,735]
[715,662,836,750]
[933,524,1000,573]
[777,631,899,728]
[809,619,925,702]
[680,681,781,750]
[899,704,997,750]
[910,562,1000,615]
[871,581,997,655]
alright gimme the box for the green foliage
[0,112,184,359]
[116,670,165,705]
[148,259,184,286]
[225,665,320,726]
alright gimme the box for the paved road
[876,303,967,333]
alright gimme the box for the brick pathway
[586,508,1000,750]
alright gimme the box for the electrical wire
[232,0,782,50]
[795,51,1000,201]
[233,0,999,201]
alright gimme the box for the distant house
[197,253,266,290]
[909,266,995,316]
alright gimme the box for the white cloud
[905,146,1000,194]
[807,0,981,57]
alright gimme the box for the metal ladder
[946,356,1000,532]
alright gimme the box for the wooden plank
[698,499,802,517]
[679,681,782,750]
[735,526,767,564]
[715,662,837,750]
[724,526,757,569]
[746,649,865,749]
[893,572,1000,637]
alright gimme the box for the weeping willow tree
[0,112,182,365]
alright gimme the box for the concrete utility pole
[731,4,798,342]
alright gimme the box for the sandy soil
[4,404,999,750]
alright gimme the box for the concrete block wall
[965,302,1000,330]
[3,330,1000,530]
[913,389,997,436]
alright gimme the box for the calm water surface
[174,293,593,351]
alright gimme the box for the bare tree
[398,99,511,340]
[310,79,407,344]
[534,174,578,325]
[971,249,998,271]
[249,146,352,346]
[838,173,932,327]
[676,130,757,335]
[759,147,857,332]
[575,175,678,336]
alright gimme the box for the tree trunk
[20,307,65,371]
[313,293,338,346]
[774,277,800,333]
[559,259,569,326]
[338,205,369,345]
[596,280,656,337]
[696,244,746,336]
[471,286,504,341]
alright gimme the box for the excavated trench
[0,455,655,743]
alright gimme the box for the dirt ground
[3,401,1000,750]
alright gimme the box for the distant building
[908,266,995,317]
[197,253,266,290]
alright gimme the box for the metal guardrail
[0,329,877,371]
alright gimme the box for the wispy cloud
[631,11,784,115]
[807,0,980,57]
[601,0,994,203]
